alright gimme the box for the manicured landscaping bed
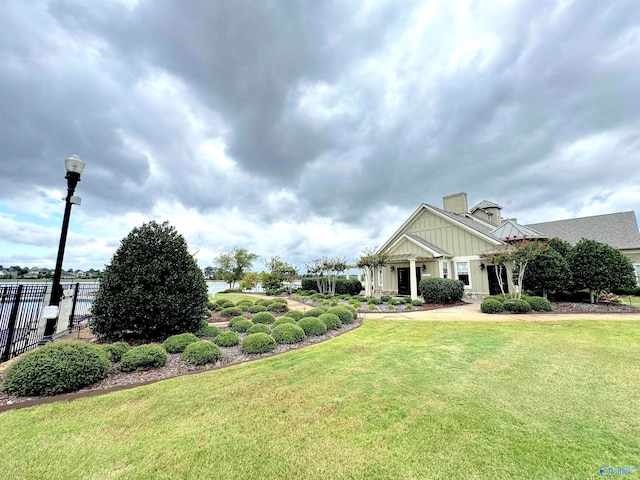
[1,319,639,479]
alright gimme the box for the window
[456,262,470,286]
[442,262,449,279]
[635,264,640,286]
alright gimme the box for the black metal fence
[0,282,99,363]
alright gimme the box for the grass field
[1,319,639,479]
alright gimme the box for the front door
[487,265,509,295]
[397,267,422,296]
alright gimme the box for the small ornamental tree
[522,244,572,298]
[90,221,209,342]
[214,247,258,289]
[567,238,636,303]
[356,248,388,297]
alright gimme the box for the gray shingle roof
[404,233,451,256]
[470,200,502,212]
[526,211,640,249]
[427,204,496,236]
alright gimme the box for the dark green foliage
[283,310,304,321]
[568,239,637,302]
[90,221,209,342]
[214,332,240,347]
[327,306,355,325]
[272,323,306,344]
[301,278,363,296]
[352,295,366,302]
[252,312,277,324]
[196,321,222,338]
[298,317,328,336]
[548,237,572,258]
[523,244,572,294]
[230,318,253,333]
[304,307,327,317]
[256,299,275,307]
[217,300,236,309]
[247,323,271,335]
[613,286,640,296]
[419,278,464,304]
[504,299,532,313]
[162,333,199,353]
[2,342,110,397]
[483,295,507,303]
[380,295,392,302]
[480,299,505,314]
[389,299,403,305]
[220,306,243,317]
[248,304,267,313]
[526,296,553,312]
[119,344,167,372]
[273,316,297,327]
[411,299,423,307]
[368,297,382,305]
[267,302,289,313]
[182,341,223,365]
[318,313,342,330]
[101,342,130,363]
[241,333,276,354]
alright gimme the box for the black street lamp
[42,154,86,340]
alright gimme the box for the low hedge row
[481,295,553,314]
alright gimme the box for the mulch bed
[0,318,362,412]
[547,302,640,314]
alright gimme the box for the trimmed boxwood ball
[228,316,247,328]
[419,278,464,304]
[343,305,357,321]
[527,296,553,312]
[480,299,505,314]
[196,321,222,338]
[230,318,253,333]
[318,313,342,331]
[214,331,240,347]
[182,340,223,365]
[162,333,199,353]
[283,310,304,321]
[220,306,242,317]
[272,323,306,344]
[327,306,354,325]
[241,333,277,354]
[504,299,532,313]
[272,297,288,304]
[101,341,130,363]
[298,317,327,336]
[247,323,271,334]
[119,344,167,372]
[274,316,296,327]
[304,307,327,317]
[267,302,289,313]
[248,304,267,313]
[252,312,277,324]
[2,341,110,397]
[217,300,236,309]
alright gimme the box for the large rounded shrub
[298,317,327,336]
[214,331,240,347]
[318,313,342,331]
[272,323,306,344]
[230,318,253,333]
[247,304,267,313]
[241,333,277,354]
[305,307,327,317]
[274,316,296,327]
[2,341,110,397]
[90,221,209,342]
[247,323,271,335]
[480,299,505,314]
[284,310,304,321]
[252,312,277,325]
[120,344,167,372]
[504,299,532,313]
[267,302,289,313]
[196,321,222,338]
[162,333,199,353]
[327,306,354,325]
[101,341,130,363]
[526,296,553,312]
[419,278,465,304]
[220,307,243,318]
[182,341,223,365]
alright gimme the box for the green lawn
[1,320,639,479]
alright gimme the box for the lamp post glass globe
[65,154,86,175]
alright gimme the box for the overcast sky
[1,0,640,273]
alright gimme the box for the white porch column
[409,258,418,300]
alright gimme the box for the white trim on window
[455,261,471,289]
[634,264,640,286]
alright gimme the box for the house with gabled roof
[375,192,640,299]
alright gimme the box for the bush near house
[480,299,506,314]
[2,342,110,397]
[504,299,532,314]
[272,323,306,344]
[119,345,167,373]
[182,341,223,365]
[101,342,130,363]
[301,278,363,296]
[419,278,465,304]
[214,332,240,347]
[241,333,277,354]
[327,306,355,325]
[527,296,553,312]
[163,333,199,354]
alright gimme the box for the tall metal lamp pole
[42,154,86,340]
